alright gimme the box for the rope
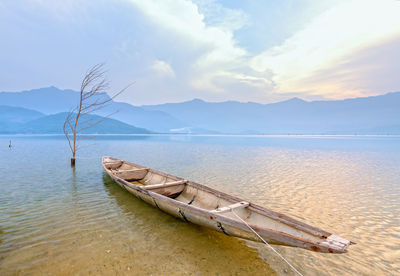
[231,209,304,276]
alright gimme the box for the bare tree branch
[76,142,97,151]
[63,63,132,166]
[63,109,76,153]
[77,112,116,134]
[77,135,96,144]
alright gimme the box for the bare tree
[63,63,133,166]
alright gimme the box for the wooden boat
[102,156,353,253]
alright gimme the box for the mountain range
[0,87,184,133]
[0,106,151,134]
[1,86,399,134]
[142,93,400,134]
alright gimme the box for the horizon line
[1,86,400,106]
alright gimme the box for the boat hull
[103,156,353,253]
[114,177,260,242]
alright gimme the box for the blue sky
[1,0,400,105]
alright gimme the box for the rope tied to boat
[231,209,304,276]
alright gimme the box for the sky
[1,0,400,105]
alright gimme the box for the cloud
[2,0,400,104]
[297,35,400,99]
[250,0,400,97]
[128,0,400,103]
[193,0,249,31]
[150,60,175,78]
[129,0,255,94]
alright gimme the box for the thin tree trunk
[63,63,133,167]
[71,83,84,167]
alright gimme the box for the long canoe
[102,156,353,253]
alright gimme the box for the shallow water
[0,135,399,275]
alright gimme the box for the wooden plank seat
[211,201,249,213]
[143,180,187,190]
[104,160,123,170]
[114,168,149,181]
[114,167,148,172]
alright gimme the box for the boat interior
[103,157,250,217]
[103,157,335,245]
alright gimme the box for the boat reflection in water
[102,172,277,275]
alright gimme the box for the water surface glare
[0,135,399,275]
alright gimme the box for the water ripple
[1,135,399,275]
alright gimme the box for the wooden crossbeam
[143,180,187,190]
[211,201,249,213]
[117,167,148,172]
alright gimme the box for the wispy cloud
[128,0,254,94]
[297,35,400,99]
[151,59,175,78]
[250,0,400,98]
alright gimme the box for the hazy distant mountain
[0,105,44,123]
[22,113,152,134]
[142,92,400,134]
[2,87,400,134]
[0,87,82,114]
[0,105,45,133]
[0,108,152,134]
[0,87,186,133]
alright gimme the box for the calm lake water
[0,135,399,275]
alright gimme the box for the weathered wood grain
[102,156,353,254]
